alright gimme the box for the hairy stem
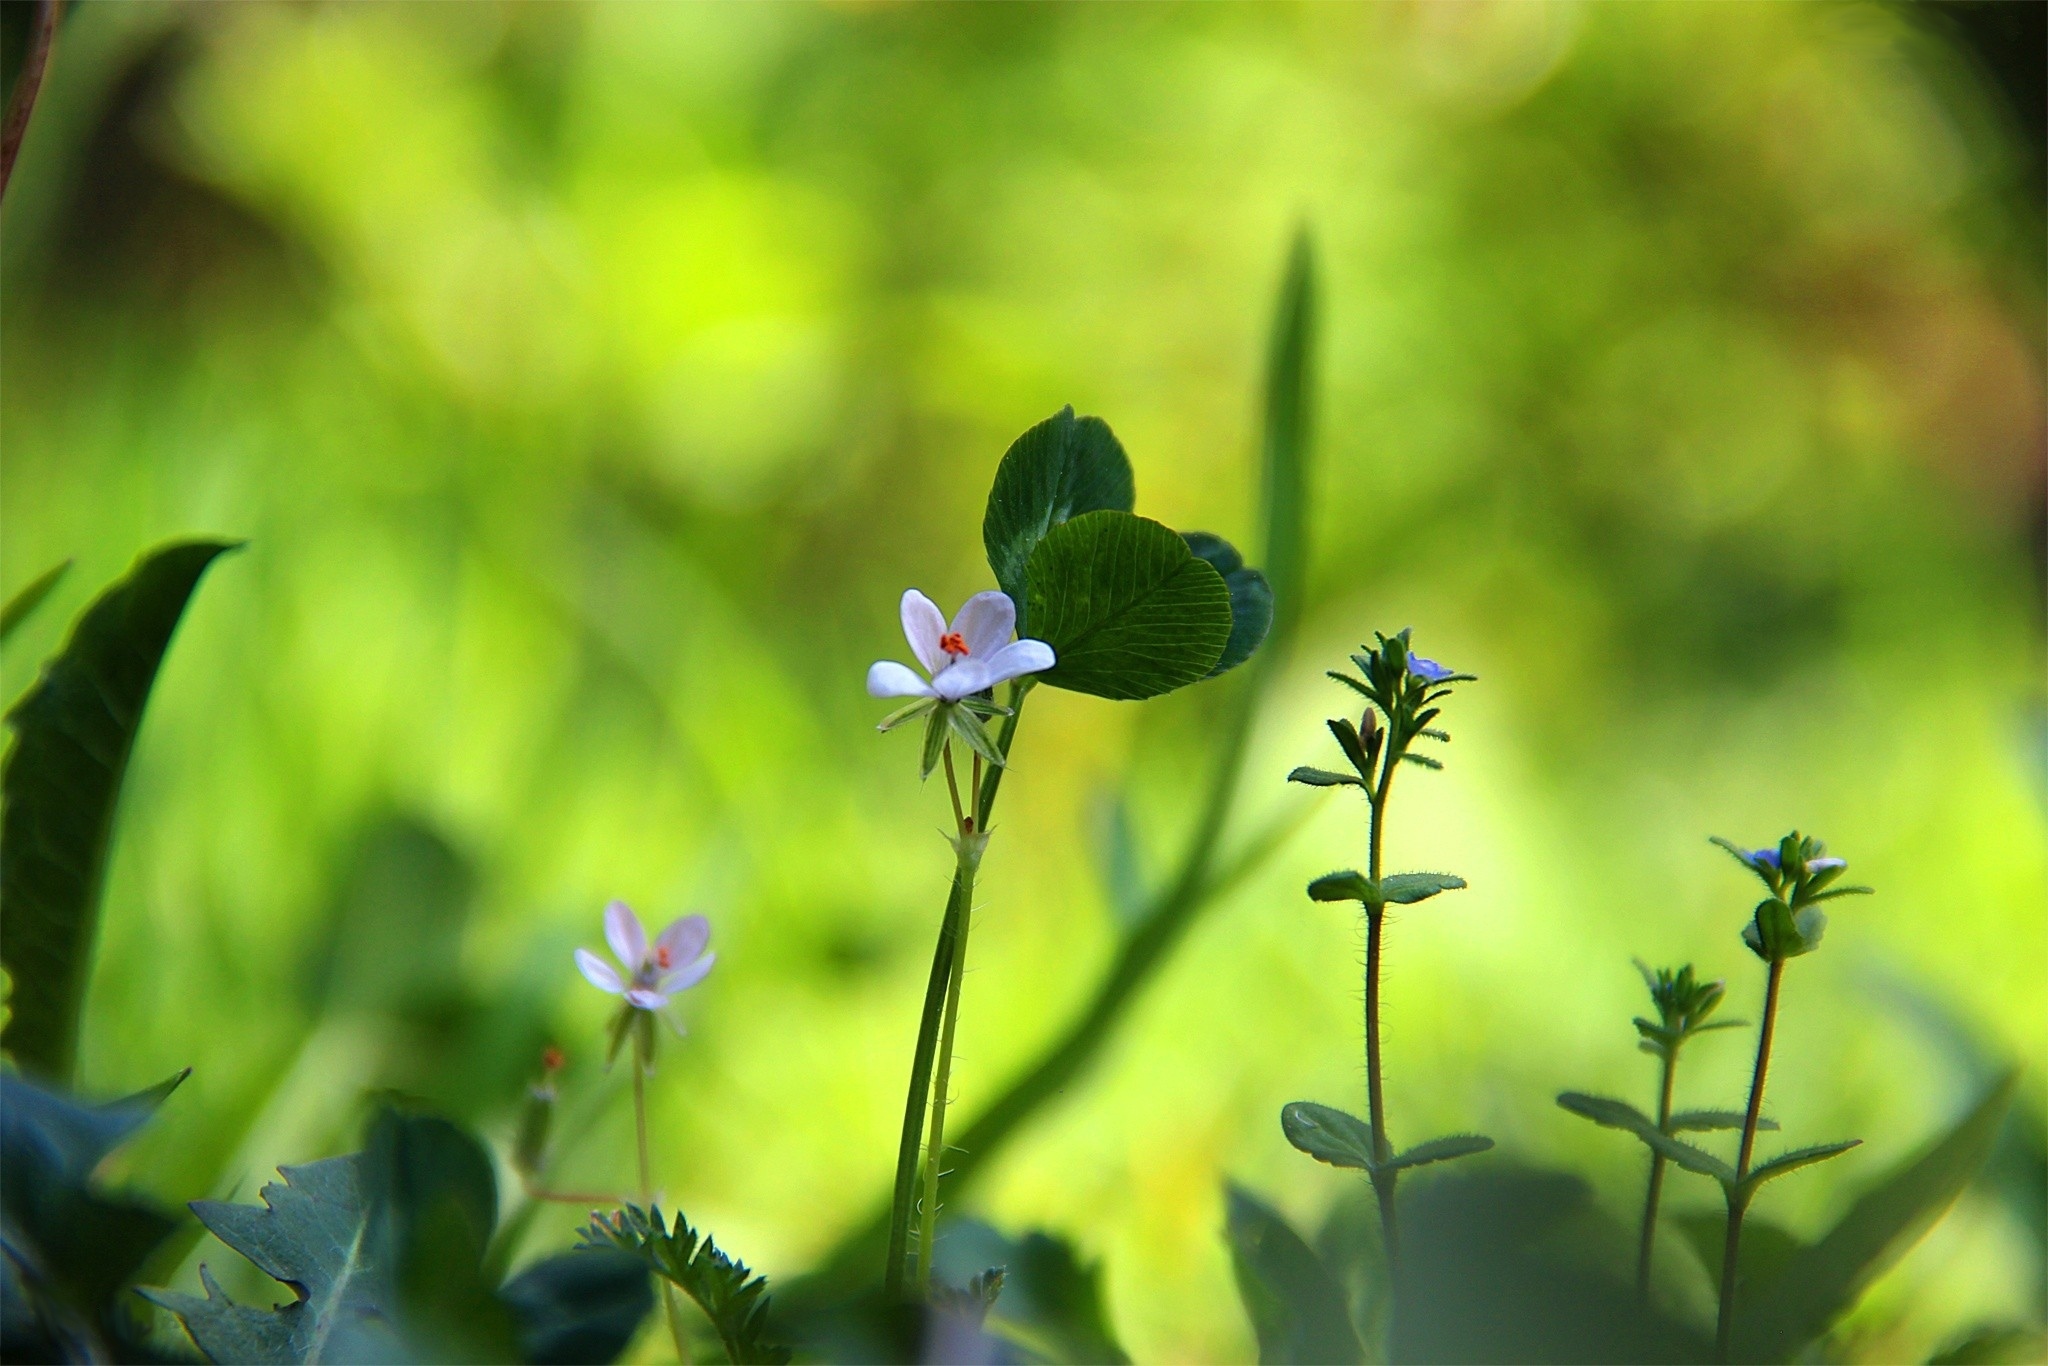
[884,685,1029,1299]
[916,848,977,1289]
[1638,1047,1679,1298]
[1718,957,1785,1362]
[1365,738,1400,1264]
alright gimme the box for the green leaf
[1555,1092,1737,1186]
[1286,766,1362,788]
[1182,532,1274,677]
[1740,1140,1861,1197]
[982,406,1136,634]
[1383,1134,1494,1172]
[1305,871,1374,905]
[1735,1073,2017,1362]
[1225,1183,1364,1365]
[975,1229,1129,1366]
[582,1204,790,1365]
[875,698,936,733]
[1398,751,1443,770]
[1378,872,1466,904]
[1,539,238,1081]
[1672,1211,1806,1307]
[1025,511,1232,700]
[1928,1325,2048,1364]
[1258,229,1315,647]
[920,706,949,780]
[143,1154,396,1363]
[946,703,1007,770]
[0,558,70,645]
[1281,1101,1379,1172]
[1669,1109,1778,1133]
[498,1248,652,1366]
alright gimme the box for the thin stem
[1637,1047,1679,1298]
[1718,958,1786,1362]
[942,740,966,831]
[0,0,62,204]
[883,685,1029,1299]
[1364,734,1400,1264]
[916,851,977,1289]
[635,1026,692,1365]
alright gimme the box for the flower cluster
[1632,960,1741,1062]
[1711,832,1872,962]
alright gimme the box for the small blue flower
[1747,847,1782,872]
[1805,856,1845,874]
[1408,656,1455,684]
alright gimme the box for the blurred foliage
[1,3,2041,1360]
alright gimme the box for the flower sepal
[948,826,991,871]
[1743,898,1828,962]
[877,698,939,733]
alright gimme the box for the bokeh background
[2,2,2042,1360]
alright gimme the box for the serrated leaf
[581,1204,790,1365]
[982,407,1136,634]
[1740,1140,1861,1196]
[1225,1183,1363,1365]
[1305,871,1373,904]
[1377,872,1466,904]
[142,1154,397,1364]
[1669,1109,1778,1133]
[1025,511,1232,700]
[1286,766,1361,788]
[0,558,70,645]
[1383,1134,1494,1172]
[1735,1073,2016,1361]
[1555,1092,1737,1186]
[1182,532,1274,677]
[1281,1101,1378,1172]
[1,539,238,1081]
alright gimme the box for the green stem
[884,684,1029,1300]
[1718,957,1785,1362]
[635,1024,692,1365]
[916,838,978,1289]
[1365,737,1400,1265]
[1638,1046,1679,1299]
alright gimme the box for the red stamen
[939,631,969,657]
[541,1045,565,1072]
[656,945,673,969]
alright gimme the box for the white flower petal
[654,914,710,969]
[604,900,646,970]
[980,639,1055,687]
[624,987,668,1010]
[867,661,936,698]
[900,589,948,675]
[659,950,716,995]
[931,657,995,701]
[950,591,1016,661]
[575,948,624,994]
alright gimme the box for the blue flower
[1746,847,1782,872]
[1805,856,1845,874]
[1408,656,1455,684]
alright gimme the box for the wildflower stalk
[1362,747,1398,1265]
[632,1022,694,1365]
[1718,957,1785,1361]
[1638,1047,1678,1297]
[885,683,1029,1300]
[916,747,981,1288]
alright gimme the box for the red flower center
[655,945,672,969]
[939,632,969,657]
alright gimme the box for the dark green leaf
[0,559,70,645]
[1740,1140,1861,1197]
[1225,1183,1363,1365]
[982,407,1136,633]
[1,539,238,1081]
[1286,766,1361,788]
[1258,230,1315,647]
[499,1248,652,1365]
[1555,1092,1737,1185]
[1025,511,1232,700]
[1672,1211,1806,1308]
[1383,1134,1494,1172]
[1306,871,1373,904]
[1183,532,1273,677]
[1281,1101,1378,1172]
[1378,871,1466,904]
[1736,1072,2017,1361]
[1670,1109,1777,1133]
[582,1204,790,1365]
[1928,1325,2048,1364]
[975,1229,1128,1366]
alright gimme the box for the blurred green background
[2,2,2042,1360]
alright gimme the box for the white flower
[576,901,715,1011]
[866,589,1054,703]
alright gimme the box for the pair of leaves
[1280,1101,1494,1176]
[983,406,1270,700]
[145,1109,651,1364]
[1,1069,186,1361]
[2,540,238,1082]
[581,1204,788,1365]
[1554,1092,1846,1203]
[1304,869,1465,912]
